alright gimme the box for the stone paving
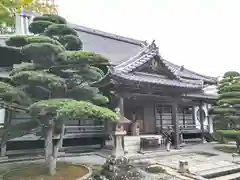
[0,143,237,178]
[152,152,234,173]
[130,143,238,174]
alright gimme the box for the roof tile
[113,72,202,89]
[114,41,217,84]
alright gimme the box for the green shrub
[29,20,54,34]
[33,14,67,24]
[5,35,29,47]
[217,130,240,135]
[45,24,78,37]
[145,166,166,174]
[216,130,240,142]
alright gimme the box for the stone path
[153,152,234,173]
[130,143,238,174]
[60,154,106,165]
[0,143,237,178]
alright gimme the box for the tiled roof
[182,92,217,100]
[162,59,217,84]
[0,25,145,66]
[111,71,203,89]
[114,44,158,73]
[113,41,217,85]
[70,24,145,65]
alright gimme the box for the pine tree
[0,14,118,175]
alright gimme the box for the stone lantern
[112,107,131,157]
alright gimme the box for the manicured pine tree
[209,71,240,151]
[0,14,118,175]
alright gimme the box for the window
[155,105,194,129]
[184,107,194,128]
[155,105,172,128]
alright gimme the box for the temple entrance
[124,104,144,135]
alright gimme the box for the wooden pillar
[199,101,205,143]
[119,96,124,117]
[192,106,196,127]
[172,100,180,149]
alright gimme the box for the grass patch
[3,162,89,180]
[91,164,103,171]
[214,146,237,154]
[146,166,166,174]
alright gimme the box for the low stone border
[0,152,95,164]
[182,172,208,180]
[75,164,93,180]
[0,162,92,180]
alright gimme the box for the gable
[132,56,177,79]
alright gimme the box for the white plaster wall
[203,85,217,95]
[194,103,213,133]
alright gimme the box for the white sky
[57,0,240,77]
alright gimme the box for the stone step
[210,172,240,180]
[124,137,141,143]
[124,135,162,141]
[124,135,163,145]
[199,165,240,179]
[124,140,140,144]
[184,138,202,143]
[124,143,140,148]
[125,146,140,152]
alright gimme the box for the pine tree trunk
[49,154,56,176]
[0,142,6,157]
[1,109,11,157]
[45,125,56,176]
[237,138,240,153]
[44,134,50,164]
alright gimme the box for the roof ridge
[113,72,202,89]
[178,76,204,86]
[114,41,158,73]
[115,45,150,71]
[162,58,217,81]
[133,71,169,79]
[69,23,146,46]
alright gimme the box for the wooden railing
[156,124,209,131]
[63,125,105,135]
[0,27,16,35]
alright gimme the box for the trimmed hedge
[0,46,27,66]
[217,130,240,135]
[216,130,240,141]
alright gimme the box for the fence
[0,26,16,35]
[63,125,105,135]
[156,124,209,131]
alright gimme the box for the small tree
[0,14,118,175]
[209,71,240,128]
[209,71,240,151]
[0,0,57,33]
